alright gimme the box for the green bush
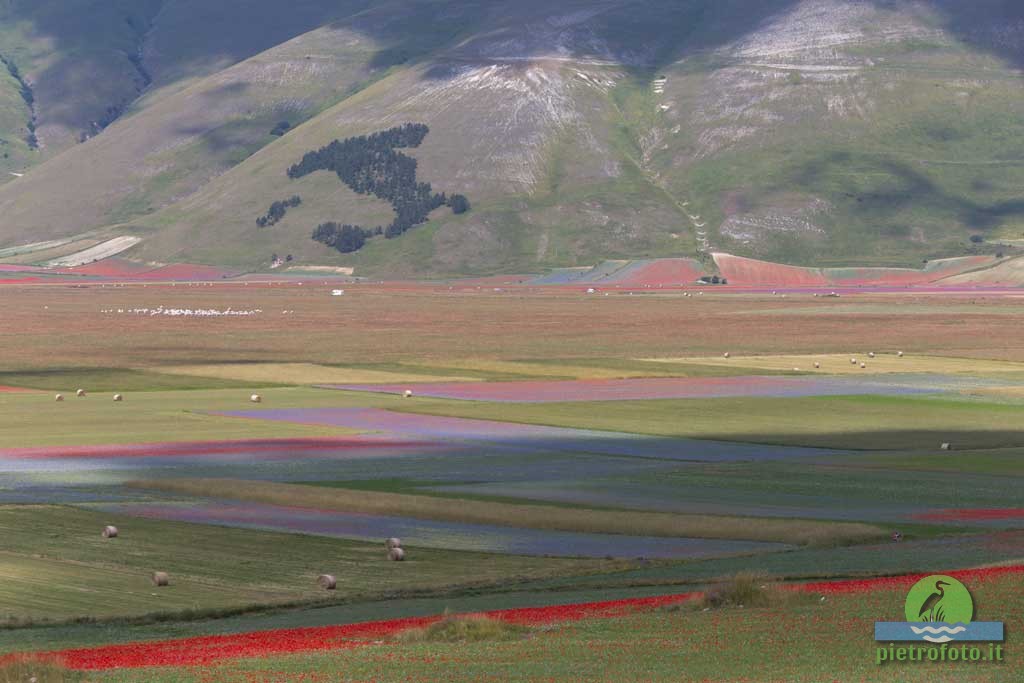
[397,614,531,643]
[701,572,779,609]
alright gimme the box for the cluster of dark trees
[698,275,728,285]
[1,56,37,150]
[80,103,126,143]
[284,123,469,253]
[257,195,301,227]
[312,222,376,253]
[271,121,291,136]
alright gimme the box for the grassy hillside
[2,1,1024,274]
[0,0,163,166]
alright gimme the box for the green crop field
[0,388,366,447]
[0,506,617,626]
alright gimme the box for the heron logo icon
[875,575,1003,643]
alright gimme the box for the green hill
[2,0,1024,275]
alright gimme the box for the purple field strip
[102,500,790,559]
[322,376,935,403]
[213,408,850,462]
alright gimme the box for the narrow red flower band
[10,564,1022,670]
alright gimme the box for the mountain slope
[0,0,379,181]
[1,0,1024,276]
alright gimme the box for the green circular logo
[905,575,974,624]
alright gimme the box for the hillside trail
[607,88,715,268]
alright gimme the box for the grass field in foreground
[0,506,616,625]
[398,394,1024,450]
[127,479,885,546]
[76,570,1024,682]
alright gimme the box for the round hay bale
[860,363,867,369]
[723,352,730,359]
[941,442,952,451]
[54,394,64,402]
[850,358,857,365]
[113,394,123,402]
[76,389,86,397]
[250,394,262,403]
[898,351,904,357]
[102,525,118,538]
[868,352,875,358]
[813,362,821,369]
[403,389,413,398]
[317,574,337,590]
[388,547,406,562]
[151,571,170,587]
[385,537,402,549]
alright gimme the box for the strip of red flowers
[14,564,1023,670]
[13,594,695,670]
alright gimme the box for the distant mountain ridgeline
[269,123,470,254]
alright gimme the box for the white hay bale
[113,394,123,402]
[54,394,64,402]
[152,571,170,587]
[898,351,904,357]
[250,394,262,403]
[723,352,730,359]
[102,525,118,538]
[850,358,857,365]
[388,547,406,562]
[385,537,402,549]
[813,362,821,369]
[868,352,875,358]
[941,442,952,451]
[317,574,337,590]
[403,390,413,398]
[76,389,86,397]
[860,363,866,369]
